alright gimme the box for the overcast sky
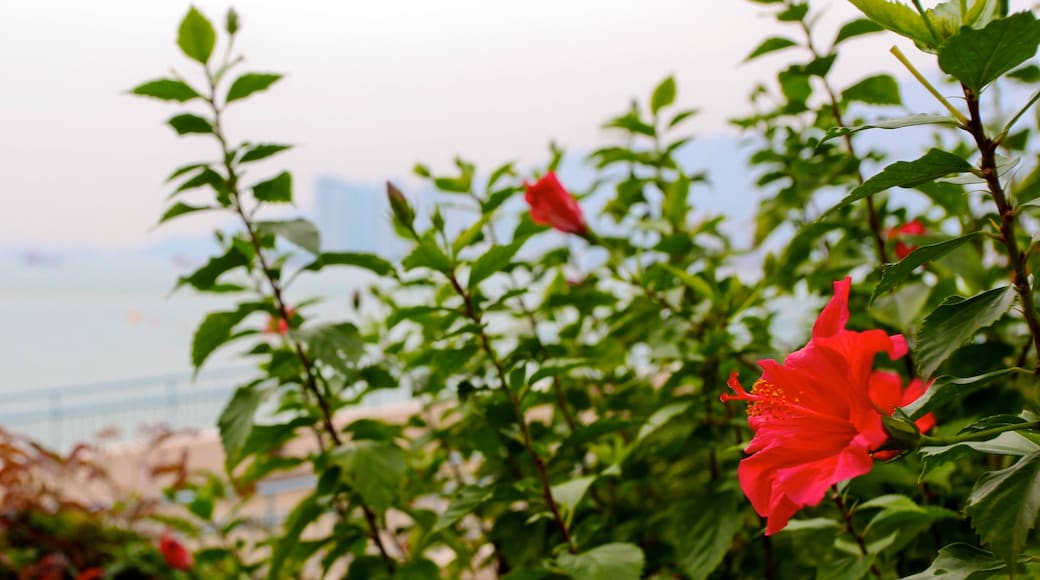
[0,1,1005,248]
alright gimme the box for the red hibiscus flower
[722,277,934,535]
[159,533,194,571]
[886,219,926,260]
[523,172,588,235]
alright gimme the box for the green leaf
[650,76,677,115]
[744,37,799,61]
[168,113,213,135]
[433,486,494,533]
[268,492,322,579]
[257,218,321,254]
[833,18,884,45]
[901,368,1022,420]
[334,440,407,512]
[468,241,523,290]
[902,543,1012,580]
[253,171,293,203]
[177,246,249,291]
[966,450,1040,568]
[218,384,269,470]
[297,322,365,375]
[192,308,251,370]
[938,12,1040,91]
[557,543,645,580]
[842,74,901,105]
[822,149,973,219]
[178,7,216,64]
[302,252,394,276]
[551,476,596,522]
[226,72,283,103]
[777,3,808,21]
[871,232,980,303]
[815,554,877,580]
[668,491,741,580]
[847,0,938,47]
[636,402,690,444]
[914,285,1016,379]
[130,78,199,102]
[240,143,292,163]
[157,202,213,225]
[821,114,956,145]
[402,239,452,273]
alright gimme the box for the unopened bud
[386,181,415,232]
[225,8,239,35]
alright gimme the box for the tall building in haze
[313,177,402,256]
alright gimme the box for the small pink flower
[524,172,588,235]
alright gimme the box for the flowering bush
[10,0,1035,578]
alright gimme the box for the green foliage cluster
[21,0,1040,578]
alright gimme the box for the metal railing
[0,367,255,450]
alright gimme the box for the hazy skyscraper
[313,177,392,255]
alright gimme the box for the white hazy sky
[0,1,998,248]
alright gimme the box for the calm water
[0,252,374,391]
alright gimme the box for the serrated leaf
[557,543,644,580]
[192,308,251,370]
[902,543,1011,580]
[257,218,321,254]
[833,18,884,45]
[131,78,199,102]
[842,74,901,105]
[745,37,799,61]
[168,113,213,135]
[177,245,249,291]
[636,402,690,444]
[914,285,1016,379]
[872,232,980,303]
[650,76,677,114]
[253,171,292,203]
[226,72,283,103]
[966,450,1040,567]
[847,0,937,47]
[821,114,956,145]
[219,384,269,470]
[240,143,292,163]
[302,251,394,276]
[268,492,322,580]
[158,202,213,225]
[551,476,595,521]
[402,239,452,273]
[468,241,523,289]
[178,7,216,64]
[333,440,407,512]
[668,491,741,580]
[938,12,1040,91]
[822,149,973,219]
[296,322,365,375]
[433,486,494,533]
[901,368,1022,420]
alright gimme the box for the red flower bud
[523,172,587,235]
[159,533,194,571]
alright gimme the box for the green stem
[920,421,1040,447]
[997,88,1040,143]
[890,46,969,125]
